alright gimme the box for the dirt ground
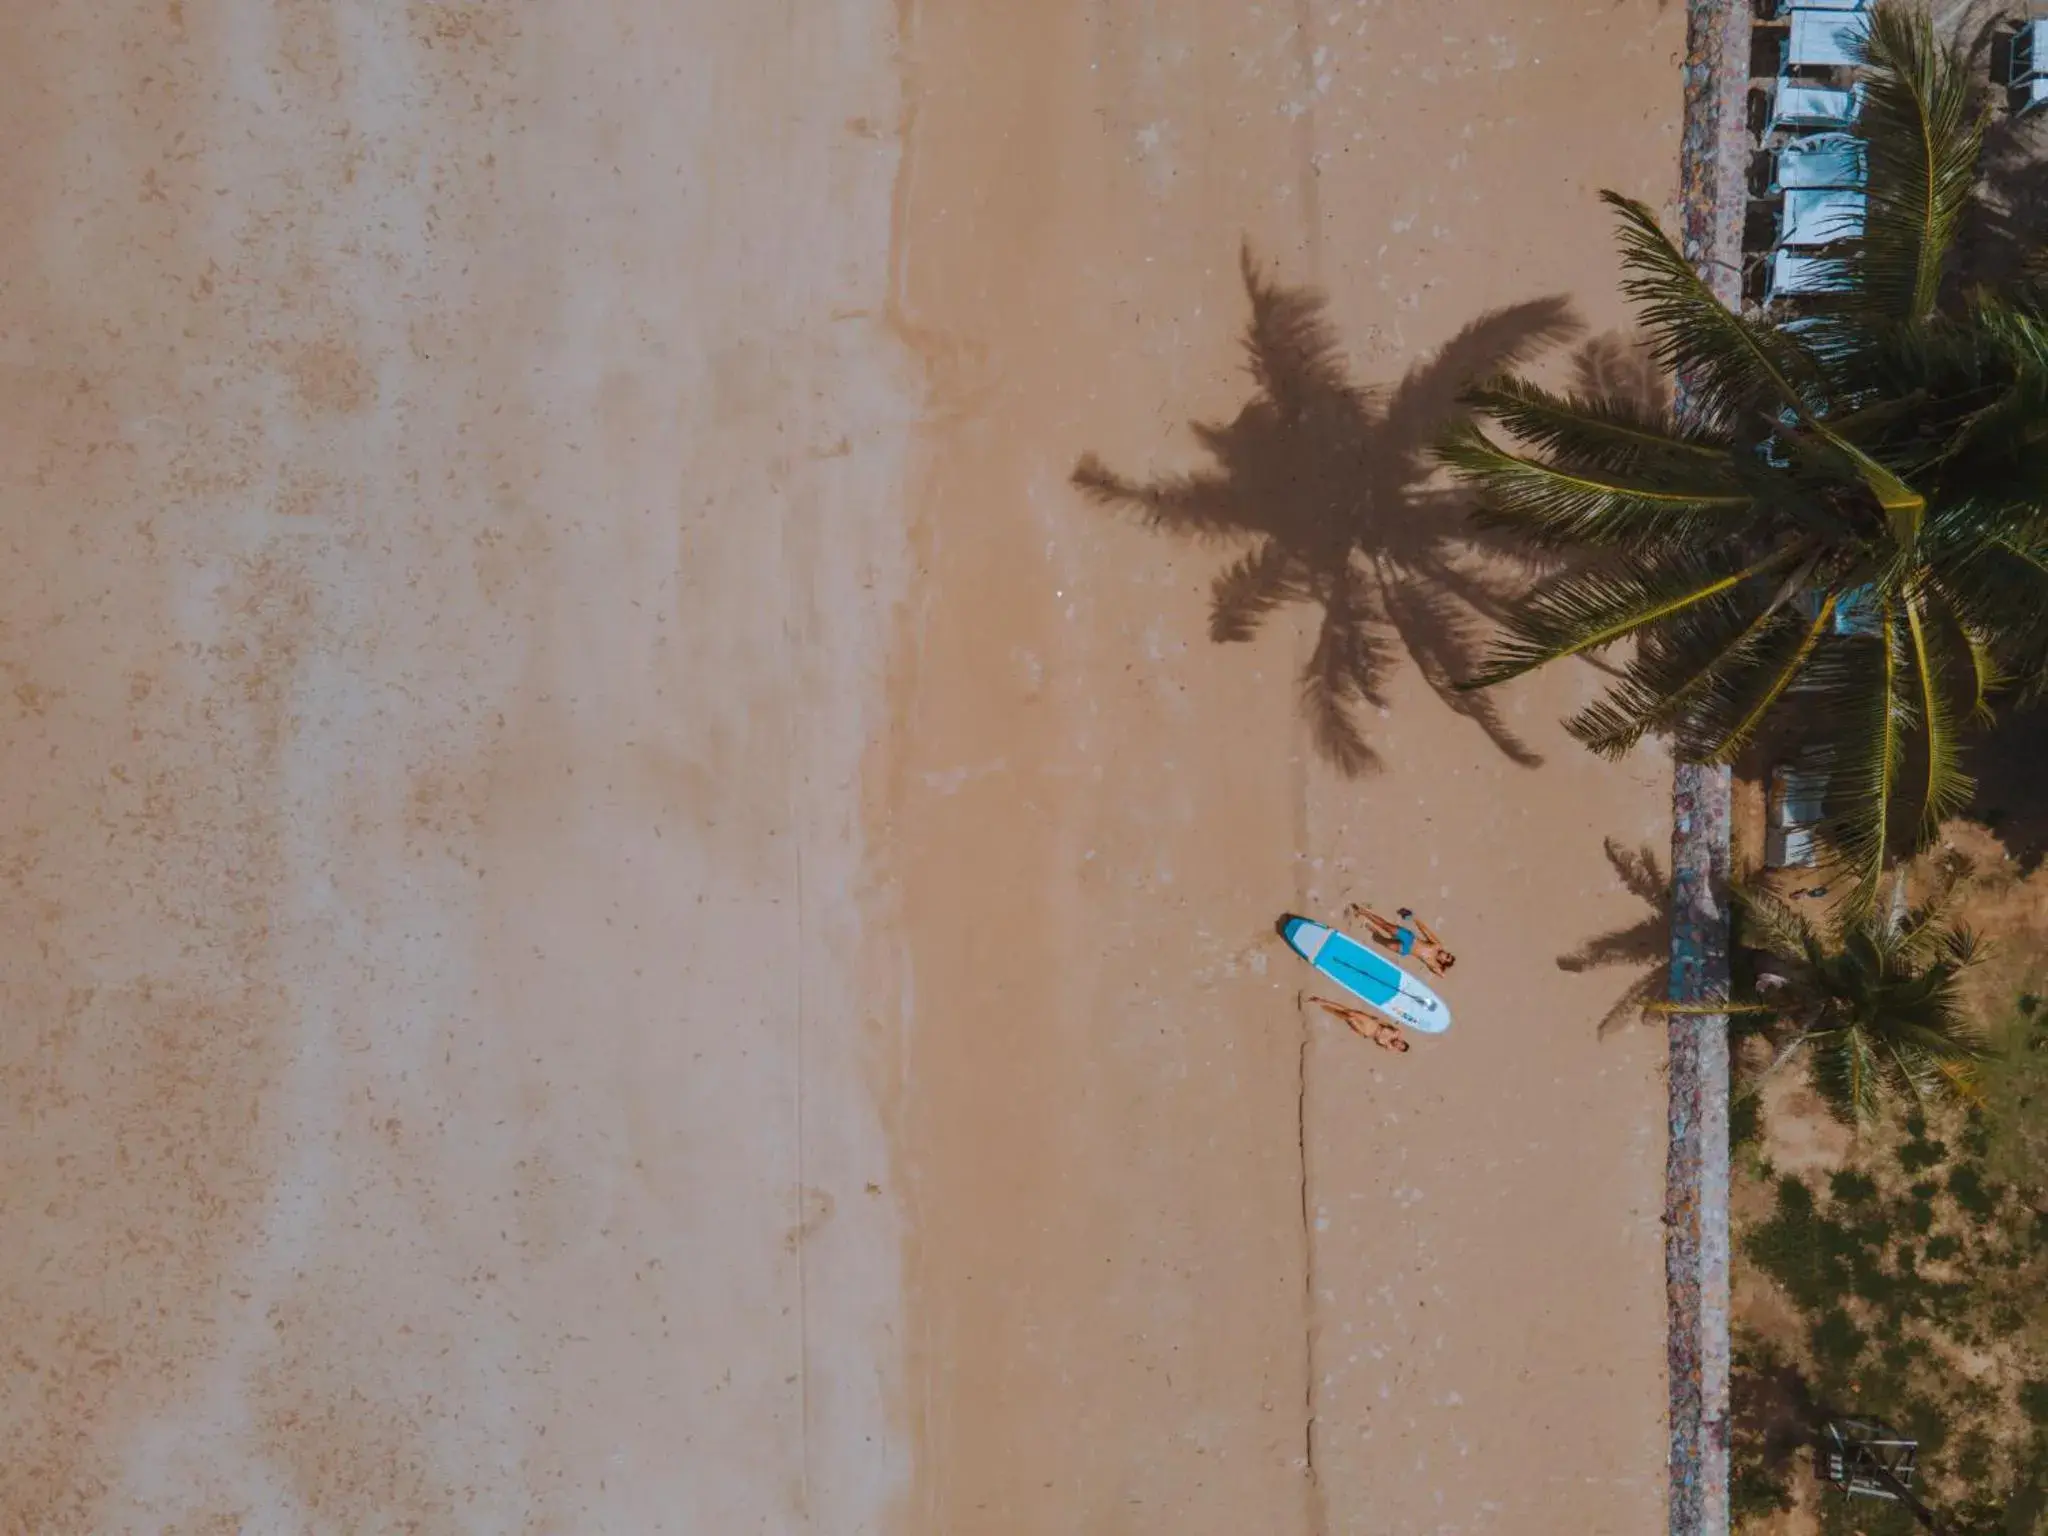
[1,2,1686,1532]
[1731,818,2048,1534]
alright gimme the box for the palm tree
[1669,883,1987,1124]
[1437,2,2048,909]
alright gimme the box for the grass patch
[1979,978,2048,1204]
[1733,828,2048,1531]
[1736,1087,2048,1529]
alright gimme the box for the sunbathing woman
[1348,903,1457,977]
[1306,994,1410,1052]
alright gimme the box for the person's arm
[1413,916,1442,947]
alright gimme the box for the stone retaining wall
[1668,1,1750,1531]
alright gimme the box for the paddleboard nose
[1278,915,1318,957]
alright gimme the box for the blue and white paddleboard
[1281,915,1452,1035]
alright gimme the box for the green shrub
[1731,1462,1793,1523]
[1952,1428,1994,1482]
[1899,1136,1949,1173]
[1831,1169,1880,1204]
[1946,1164,1999,1222]
[1747,1178,1848,1313]
[1731,1091,1762,1154]
[1810,1307,1867,1380]
[1901,1396,1951,1457]
[1960,1112,1992,1159]
[2020,1379,2048,1427]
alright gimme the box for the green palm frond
[1889,891,1954,963]
[1968,293,2048,368]
[1842,599,1905,909]
[1802,966,1974,1122]
[1465,546,1803,688]
[1854,3,1988,323]
[1811,1025,1886,1123]
[1601,191,1822,428]
[1929,1054,1987,1108]
[1960,620,2000,722]
[1564,596,1805,758]
[1899,584,1976,837]
[1759,890,1989,1124]
[1682,590,1837,762]
[1733,885,1819,967]
[1792,617,1909,914]
[1439,420,1751,550]
[1913,307,2048,498]
[1953,534,2048,698]
[1458,375,1729,470]
[1432,41,2040,889]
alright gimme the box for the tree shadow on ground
[1954,20,2048,297]
[1071,245,1579,775]
[1967,702,2048,876]
[1556,837,1673,1038]
[1732,1349,1824,1510]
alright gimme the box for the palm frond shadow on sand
[1072,245,1580,775]
[1556,838,1671,1039]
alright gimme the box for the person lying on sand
[1306,993,1410,1053]
[1348,904,1456,977]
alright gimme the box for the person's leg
[1308,994,1370,1028]
[1311,995,1402,1048]
[1351,904,1398,936]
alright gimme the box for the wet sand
[2,2,1680,1532]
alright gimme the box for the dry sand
[2,2,1682,1532]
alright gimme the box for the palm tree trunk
[1667,2,1751,1532]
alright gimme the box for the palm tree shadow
[1556,837,1671,1039]
[1954,18,2048,297]
[1570,329,1668,417]
[1072,244,1579,775]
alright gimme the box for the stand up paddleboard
[1280,915,1451,1034]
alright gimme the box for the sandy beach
[3,2,1683,1532]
